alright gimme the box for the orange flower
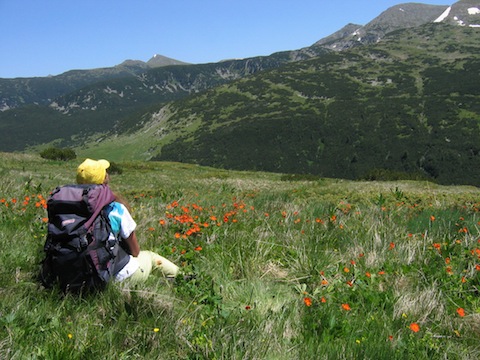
[409,323,420,333]
[303,297,312,307]
[430,215,436,222]
[321,297,327,303]
[456,308,466,317]
[321,279,329,286]
[194,246,202,251]
[389,242,395,250]
[341,303,351,311]
[365,272,371,278]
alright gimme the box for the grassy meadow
[2,152,480,359]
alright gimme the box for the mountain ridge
[0,2,453,111]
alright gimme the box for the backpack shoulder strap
[83,185,115,230]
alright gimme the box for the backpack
[40,184,129,293]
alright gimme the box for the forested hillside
[150,24,480,185]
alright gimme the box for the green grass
[1,152,480,359]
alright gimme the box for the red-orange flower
[303,297,312,307]
[341,303,351,311]
[409,323,420,333]
[456,308,466,317]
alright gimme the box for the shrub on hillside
[108,162,123,175]
[39,147,76,161]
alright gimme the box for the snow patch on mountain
[434,7,451,22]
[468,7,480,15]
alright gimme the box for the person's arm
[123,231,140,257]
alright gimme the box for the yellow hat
[76,158,110,184]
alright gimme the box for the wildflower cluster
[1,194,48,222]
[158,197,252,240]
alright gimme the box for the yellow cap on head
[76,158,110,184]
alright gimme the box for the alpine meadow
[2,153,480,359]
[2,1,480,359]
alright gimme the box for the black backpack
[40,184,129,293]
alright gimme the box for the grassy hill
[2,152,480,359]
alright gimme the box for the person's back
[40,158,180,293]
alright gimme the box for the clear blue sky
[1,0,453,78]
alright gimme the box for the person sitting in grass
[76,158,180,283]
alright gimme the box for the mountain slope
[136,23,480,186]
[0,2,453,151]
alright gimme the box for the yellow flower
[153,328,160,332]
[67,333,73,339]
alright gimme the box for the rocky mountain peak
[146,54,190,68]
